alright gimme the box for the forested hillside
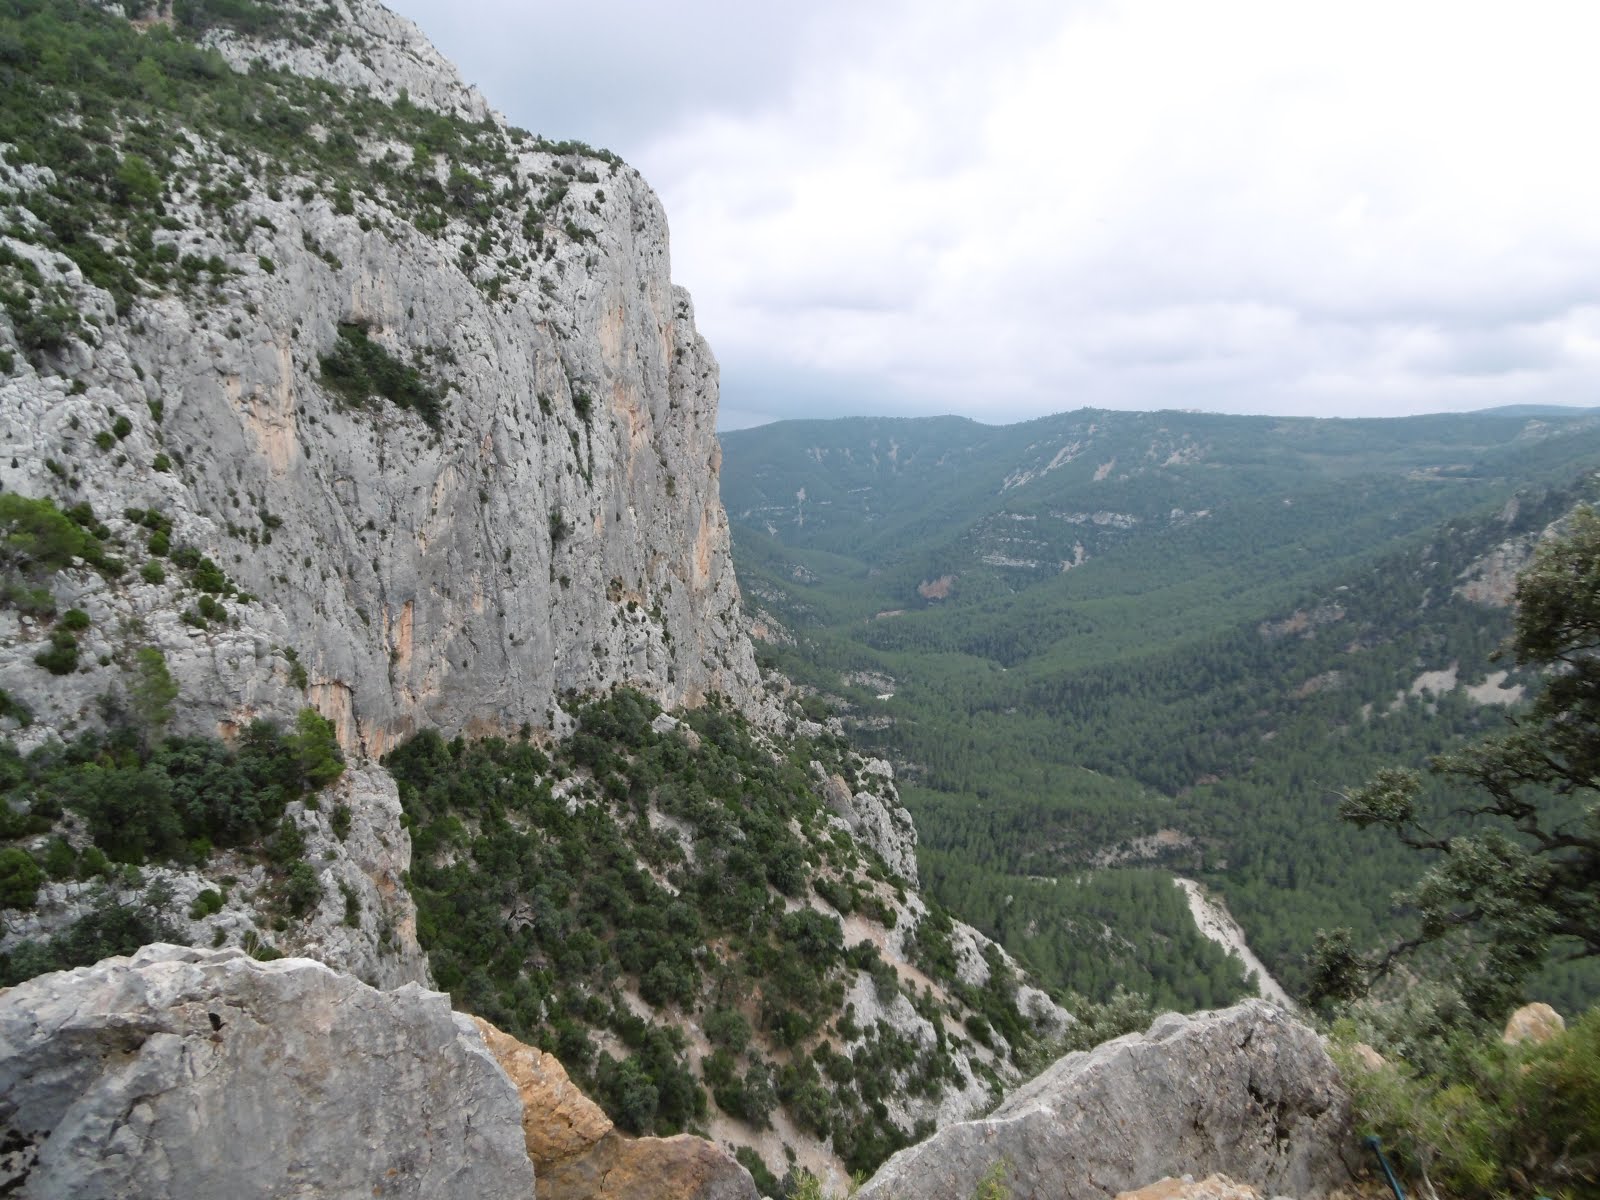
[721,407,1600,1011]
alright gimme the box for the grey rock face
[280,763,430,986]
[205,0,494,122]
[0,2,763,760]
[856,1001,1351,1200]
[0,944,533,1199]
[818,756,919,883]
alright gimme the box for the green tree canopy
[1327,506,1600,1015]
[0,494,91,578]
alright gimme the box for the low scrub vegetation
[318,322,444,429]
[389,688,1033,1174]
[1332,992,1599,1198]
[0,647,344,984]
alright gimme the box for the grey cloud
[384,0,1600,428]
[734,278,920,316]
[388,1,826,155]
[719,360,906,427]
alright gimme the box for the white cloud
[387,0,1600,425]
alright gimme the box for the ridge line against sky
[386,0,1600,431]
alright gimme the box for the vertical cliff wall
[0,0,761,756]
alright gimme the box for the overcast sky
[387,0,1600,430]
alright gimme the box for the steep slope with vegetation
[1307,509,1600,1200]
[722,409,1600,1012]
[387,687,1064,1184]
[0,0,758,988]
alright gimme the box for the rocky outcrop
[0,764,429,989]
[204,0,494,122]
[856,1001,1350,1200]
[1455,532,1540,607]
[817,756,918,883]
[471,1014,615,1165]
[0,945,532,1199]
[1502,1001,1564,1046]
[1345,1043,1387,1072]
[541,1134,759,1200]
[470,1014,757,1200]
[1116,1176,1267,1200]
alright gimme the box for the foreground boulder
[539,1133,759,1200]
[470,1015,757,1200]
[1502,1001,1564,1046]
[1115,1176,1266,1200]
[856,1000,1350,1200]
[0,945,533,1199]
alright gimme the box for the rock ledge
[856,1000,1350,1200]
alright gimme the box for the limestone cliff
[0,0,760,993]
[0,0,760,761]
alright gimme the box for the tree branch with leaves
[1313,505,1600,1016]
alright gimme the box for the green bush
[340,879,360,926]
[33,627,79,674]
[3,583,54,617]
[0,687,31,727]
[734,1148,781,1198]
[318,323,443,429]
[0,847,44,908]
[1052,986,1155,1054]
[289,708,345,788]
[283,860,321,917]
[1334,1003,1600,1198]
[2,698,343,869]
[190,557,226,592]
[0,883,174,985]
[41,836,76,879]
[705,1007,751,1054]
[0,494,96,578]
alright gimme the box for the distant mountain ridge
[724,405,1600,560]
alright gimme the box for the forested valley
[720,406,1600,1014]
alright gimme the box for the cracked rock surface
[0,945,533,1200]
[855,1001,1350,1200]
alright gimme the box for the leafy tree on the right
[1314,505,1600,1017]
